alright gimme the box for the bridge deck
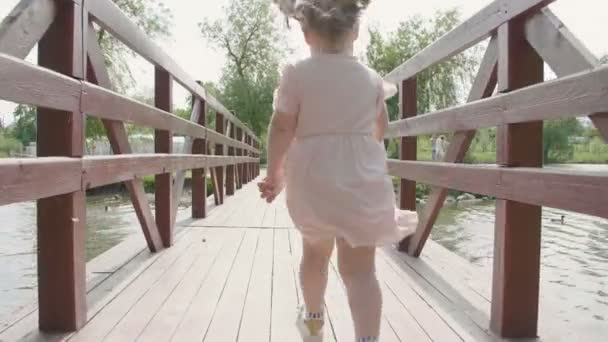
[2,178,559,342]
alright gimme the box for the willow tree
[199,0,286,136]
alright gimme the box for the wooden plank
[524,8,608,142]
[270,229,301,341]
[85,0,258,142]
[215,112,225,204]
[0,0,56,58]
[69,232,200,342]
[155,67,174,248]
[135,229,227,341]
[192,99,208,219]
[385,64,608,138]
[170,229,246,341]
[236,127,243,189]
[398,78,417,213]
[0,157,81,205]
[80,83,257,152]
[0,52,81,112]
[36,1,86,331]
[237,229,274,341]
[384,0,554,84]
[388,161,608,219]
[492,19,544,338]
[226,123,236,196]
[85,24,163,252]
[102,231,213,341]
[402,37,498,256]
[203,230,260,341]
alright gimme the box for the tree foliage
[199,0,286,136]
[10,104,36,146]
[543,118,583,163]
[601,54,607,64]
[366,9,480,120]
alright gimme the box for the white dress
[274,52,417,247]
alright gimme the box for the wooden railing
[0,0,260,332]
[385,0,607,338]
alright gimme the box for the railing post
[246,134,252,183]
[397,77,417,252]
[491,17,544,338]
[226,122,236,196]
[154,67,173,247]
[192,97,207,218]
[36,0,86,331]
[237,127,244,187]
[215,112,225,204]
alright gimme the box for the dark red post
[36,0,86,331]
[226,122,236,196]
[155,67,173,247]
[192,98,207,218]
[398,77,417,252]
[215,113,225,204]
[491,18,544,338]
[236,127,244,188]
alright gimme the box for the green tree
[543,118,583,163]
[366,9,480,120]
[199,0,286,136]
[10,104,36,146]
[601,54,607,64]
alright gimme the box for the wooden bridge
[0,0,606,341]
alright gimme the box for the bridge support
[36,0,86,331]
[491,17,543,338]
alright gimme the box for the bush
[0,132,23,157]
[142,175,214,195]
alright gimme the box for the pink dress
[274,52,417,247]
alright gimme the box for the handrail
[86,0,259,143]
[382,0,607,338]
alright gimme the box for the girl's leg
[337,238,381,341]
[300,237,334,316]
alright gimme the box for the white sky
[1,0,607,125]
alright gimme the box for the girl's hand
[258,174,285,203]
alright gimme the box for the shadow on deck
[1,179,569,342]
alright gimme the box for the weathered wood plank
[155,67,174,248]
[384,0,554,84]
[226,123,236,196]
[0,157,81,205]
[86,0,258,142]
[36,1,86,331]
[385,64,608,138]
[492,19,544,338]
[191,98,208,219]
[0,0,56,58]
[524,8,608,142]
[215,112,226,205]
[403,36,498,256]
[86,23,163,253]
[170,229,245,341]
[387,161,608,219]
[398,78,417,213]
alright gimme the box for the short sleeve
[273,64,299,115]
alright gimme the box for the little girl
[259,1,417,341]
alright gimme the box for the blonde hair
[274,0,370,47]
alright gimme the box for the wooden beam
[388,160,608,219]
[398,78,417,234]
[86,0,258,142]
[215,112,225,204]
[226,122,236,195]
[236,127,244,189]
[192,99,207,219]
[86,21,163,253]
[36,0,86,331]
[384,0,555,84]
[154,67,173,247]
[402,37,498,257]
[0,0,56,58]
[384,64,608,138]
[492,18,544,338]
[524,8,608,142]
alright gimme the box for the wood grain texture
[398,78,417,213]
[0,0,56,58]
[215,112,225,205]
[385,64,608,138]
[384,0,555,84]
[403,37,498,257]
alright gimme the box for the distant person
[434,135,447,161]
[260,1,417,341]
